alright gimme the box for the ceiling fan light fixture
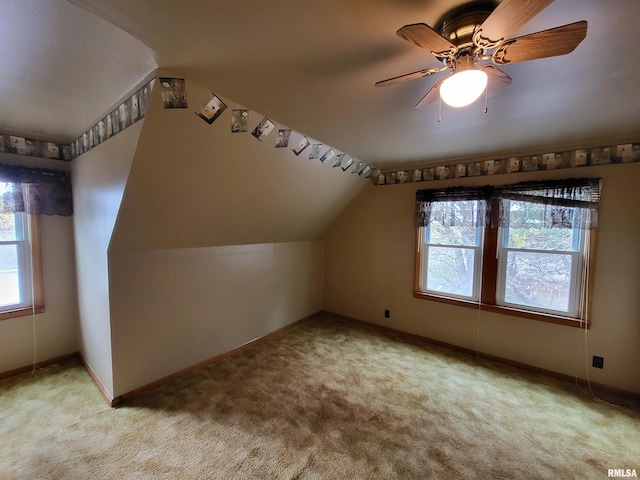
[440,67,488,108]
[383,1,588,110]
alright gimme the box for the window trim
[414,202,596,329]
[0,213,44,321]
[419,222,484,302]
[495,200,586,318]
[496,247,584,316]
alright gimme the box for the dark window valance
[415,178,601,230]
[0,164,73,216]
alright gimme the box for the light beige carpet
[1,314,639,479]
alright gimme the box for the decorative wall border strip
[70,79,153,159]
[0,69,375,180]
[155,76,379,181]
[0,74,379,185]
[12,73,635,186]
[373,143,640,186]
[0,134,71,161]
[0,79,153,163]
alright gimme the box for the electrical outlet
[384,309,390,319]
[592,356,604,369]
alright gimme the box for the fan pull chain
[438,94,442,122]
[484,86,488,114]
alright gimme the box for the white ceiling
[3,0,640,169]
[0,0,156,143]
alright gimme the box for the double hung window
[0,201,34,311]
[0,181,44,320]
[421,200,483,301]
[415,178,601,326]
[497,200,585,317]
[0,164,72,320]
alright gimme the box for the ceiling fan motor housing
[435,0,498,52]
[450,54,479,74]
[378,0,587,108]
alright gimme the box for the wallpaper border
[374,143,640,186]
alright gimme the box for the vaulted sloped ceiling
[110,76,366,250]
[0,0,156,143]
[69,0,640,169]
[1,1,639,170]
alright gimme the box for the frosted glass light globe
[440,69,488,108]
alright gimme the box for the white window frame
[0,210,34,312]
[495,202,586,318]
[419,204,484,302]
[415,197,594,327]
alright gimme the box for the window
[0,164,72,320]
[415,178,601,327]
[421,201,483,301]
[497,200,585,317]
[0,183,43,320]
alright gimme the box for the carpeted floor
[2,314,639,479]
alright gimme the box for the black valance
[0,164,73,216]
[416,178,601,230]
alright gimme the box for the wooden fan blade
[492,21,587,64]
[397,23,458,58]
[482,65,513,97]
[473,0,554,49]
[415,80,444,108]
[375,67,446,87]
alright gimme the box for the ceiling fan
[376,0,587,108]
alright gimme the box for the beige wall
[109,241,323,396]
[0,154,78,374]
[324,163,640,394]
[0,215,78,373]
[107,75,351,396]
[110,74,365,251]
[71,120,143,396]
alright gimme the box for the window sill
[0,305,45,322]
[413,292,589,329]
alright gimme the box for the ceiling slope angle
[0,0,156,143]
[68,0,640,169]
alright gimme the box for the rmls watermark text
[608,469,637,478]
